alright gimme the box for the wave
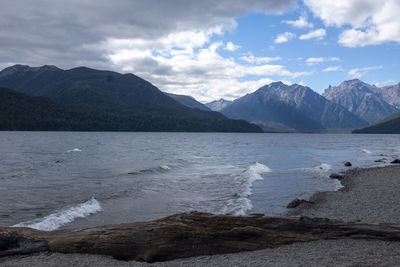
[225,162,271,216]
[159,165,171,170]
[13,198,102,231]
[300,163,332,175]
[245,162,272,185]
[128,165,172,175]
[361,149,372,154]
[67,148,82,153]
[314,163,332,172]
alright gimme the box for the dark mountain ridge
[165,92,210,111]
[0,87,261,132]
[0,65,193,116]
[353,112,400,134]
[0,65,261,132]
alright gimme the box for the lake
[0,132,398,231]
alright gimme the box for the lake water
[0,132,399,231]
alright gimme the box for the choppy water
[0,132,399,231]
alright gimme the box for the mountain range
[0,64,398,133]
[220,82,367,132]
[372,83,400,109]
[0,65,261,132]
[323,79,399,124]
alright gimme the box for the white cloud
[348,66,383,79]
[306,57,340,65]
[102,31,311,102]
[306,57,324,65]
[304,0,400,47]
[283,16,313,28]
[323,66,342,72]
[297,80,306,86]
[274,32,296,43]
[240,53,281,64]
[299,28,326,40]
[224,42,241,51]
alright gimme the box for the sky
[0,0,399,102]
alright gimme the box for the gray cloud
[0,0,296,68]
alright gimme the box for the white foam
[13,198,102,231]
[67,148,82,153]
[332,179,344,190]
[361,149,372,154]
[228,162,271,216]
[159,165,171,170]
[246,162,272,182]
[302,163,332,174]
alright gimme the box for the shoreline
[2,165,400,266]
[287,165,400,223]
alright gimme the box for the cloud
[0,0,296,68]
[224,42,241,51]
[0,0,301,101]
[239,53,281,64]
[299,28,326,40]
[304,0,400,47]
[103,37,311,102]
[348,66,383,78]
[274,32,296,43]
[306,57,324,65]
[282,16,313,28]
[306,57,340,65]
[323,66,343,72]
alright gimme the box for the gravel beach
[2,165,400,266]
[288,166,400,224]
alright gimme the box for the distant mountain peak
[261,81,286,89]
[269,81,284,86]
[259,82,311,93]
[221,82,366,132]
[338,79,379,90]
[323,80,398,124]
[1,64,61,77]
[344,78,362,83]
[206,98,233,112]
[374,82,400,108]
[35,65,60,71]
[1,64,31,75]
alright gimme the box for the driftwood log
[2,212,400,262]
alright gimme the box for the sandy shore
[2,165,400,266]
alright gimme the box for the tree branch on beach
[3,212,400,263]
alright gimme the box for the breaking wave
[301,163,332,175]
[13,198,102,231]
[361,149,372,154]
[67,148,82,153]
[225,162,271,216]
